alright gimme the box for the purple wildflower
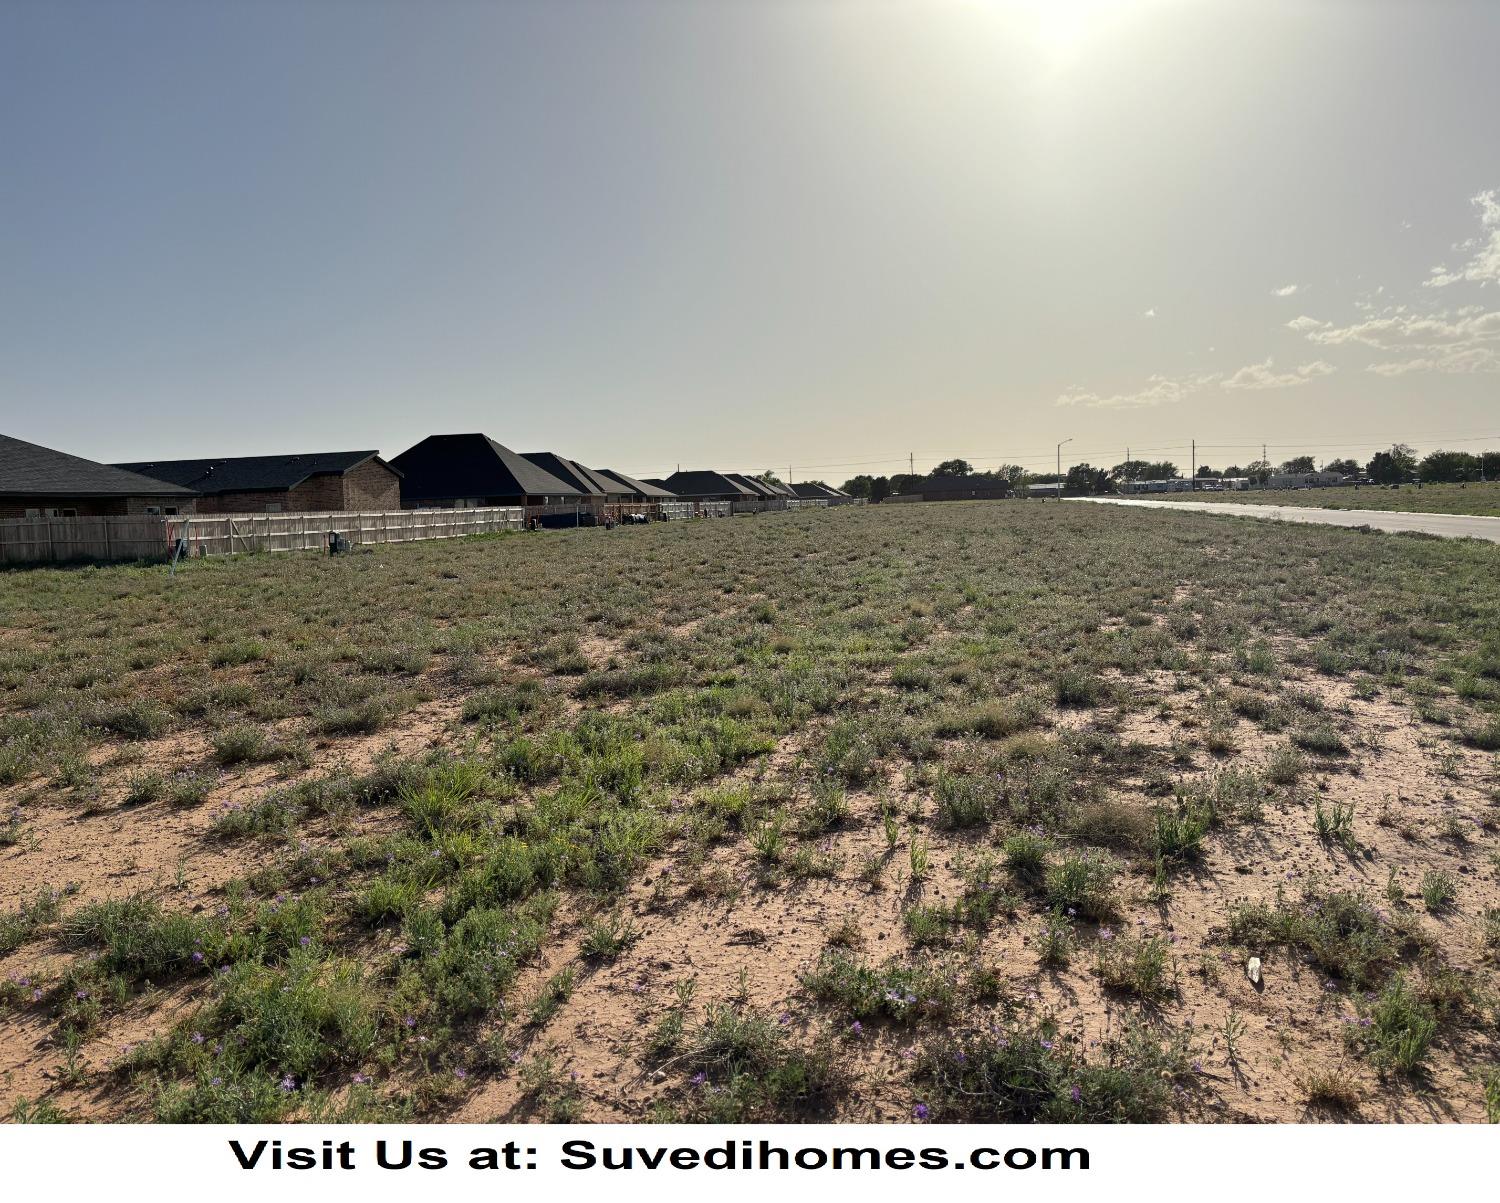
[912,1103,930,1120]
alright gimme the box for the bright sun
[982,0,1134,66]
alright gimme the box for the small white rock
[1246,956,1262,985]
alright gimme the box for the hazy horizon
[3,0,1497,482]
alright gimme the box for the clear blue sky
[3,1,1498,481]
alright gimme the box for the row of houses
[0,431,853,519]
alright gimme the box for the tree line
[835,446,1499,500]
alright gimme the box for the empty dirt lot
[2,502,1497,1123]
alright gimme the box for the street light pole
[1056,438,1072,501]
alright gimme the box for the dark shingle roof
[592,468,676,499]
[1,434,197,498]
[520,452,615,497]
[663,470,758,498]
[115,450,391,495]
[723,472,779,498]
[390,434,580,501]
[791,481,846,499]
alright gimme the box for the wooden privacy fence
[0,514,172,565]
[0,496,847,566]
[169,507,527,557]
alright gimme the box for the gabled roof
[592,468,677,499]
[790,481,845,499]
[1,434,197,498]
[389,434,580,500]
[663,470,759,497]
[520,452,614,497]
[723,473,780,499]
[115,450,393,495]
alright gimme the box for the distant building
[2,434,197,518]
[1267,471,1345,489]
[116,451,400,513]
[592,468,677,500]
[1119,479,1193,494]
[662,470,761,501]
[790,482,850,500]
[390,434,581,507]
[521,451,624,501]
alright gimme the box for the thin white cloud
[1295,308,1500,351]
[1424,190,1500,288]
[1270,284,1299,297]
[1366,346,1499,376]
[1055,371,1218,409]
[1286,315,1328,333]
[1142,307,1157,318]
[1220,358,1336,390]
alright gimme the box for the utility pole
[909,452,914,477]
[1056,438,1072,502]
[1191,439,1196,491]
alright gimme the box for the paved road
[1065,496,1500,544]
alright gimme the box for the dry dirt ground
[1,501,1497,1123]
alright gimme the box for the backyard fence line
[0,495,855,566]
[169,507,529,556]
[0,514,170,564]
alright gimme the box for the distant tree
[1243,459,1272,484]
[1221,465,1244,478]
[1279,455,1316,474]
[1195,464,1220,478]
[994,463,1029,487]
[1144,461,1179,480]
[1065,463,1112,495]
[1367,444,1417,484]
[755,469,784,486]
[842,474,896,501]
[934,459,973,476]
[1483,450,1500,480]
[1417,449,1481,482]
[1110,459,1150,481]
[1324,458,1360,476]
[888,473,923,496]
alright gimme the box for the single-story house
[390,434,581,507]
[790,482,849,500]
[592,468,677,500]
[723,472,782,500]
[661,470,761,501]
[520,452,627,501]
[116,451,400,513]
[1,434,198,518]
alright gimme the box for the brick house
[389,434,581,507]
[115,451,401,513]
[660,470,761,501]
[0,433,198,518]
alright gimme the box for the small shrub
[1419,869,1457,913]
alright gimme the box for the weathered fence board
[0,515,170,565]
